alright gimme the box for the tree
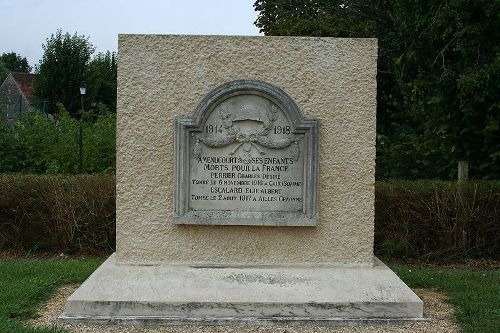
[33,30,95,117]
[0,52,31,83]
[0,61,9,84]
[386,1,500,179]
[86,51,117,112]
[0,52,31,72]
[254,0,500,179]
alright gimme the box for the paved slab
[59,254,425,325]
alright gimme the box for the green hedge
[0,175,498,261]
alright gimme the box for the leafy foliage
[0,62,7,84]
[33,30,119,117]
[254,0,500,179]
[0,105,115,174]
[0,52,31,83]
[33,30,94,116]
[0,52,31,73]
[86,51,117,112]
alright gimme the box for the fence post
[457,160,469,254]
[458,161,469,182]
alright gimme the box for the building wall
[117,35,377,267]
[0,74,30,124]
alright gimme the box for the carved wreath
[193,103,300,163]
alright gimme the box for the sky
[1,0,262,68]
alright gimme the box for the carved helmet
[233,104,263,123]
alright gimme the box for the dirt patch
[27,285,459,333]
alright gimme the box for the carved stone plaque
[174,80,319,226]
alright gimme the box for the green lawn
[0,258,103,333]
[0,258,498,332]
[393,266,500,333]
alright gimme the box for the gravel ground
[27,285,459,333]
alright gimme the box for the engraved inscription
[174,80,319,226]
[189,95,303,212]
[193,102,299,163]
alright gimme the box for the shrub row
[0,175,498,261]
[0,174,115,254]
[375,180,500,261]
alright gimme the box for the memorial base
[59,254,427,325]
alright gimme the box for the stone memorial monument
[175,79,319,226]
[60,35,425,325]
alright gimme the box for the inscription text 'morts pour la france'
[174,80,319,226]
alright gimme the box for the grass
[393,265,500,333]
[0,258,498,332]
[0,258,103,333]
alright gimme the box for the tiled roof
[12,72,35,103]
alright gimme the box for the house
[0,72,39,124]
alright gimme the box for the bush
[0,103,115,174]
[0,174,115,253]
[0,175,498,261]
[375,180,500,261]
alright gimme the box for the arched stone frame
[174,79,319,226]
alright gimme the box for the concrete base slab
[59,254,426,325]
